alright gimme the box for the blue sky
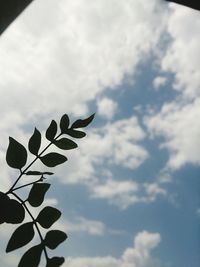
[0,1,199,267]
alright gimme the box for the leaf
[26,171,54,176]
[18,244,43,267]
[44,230,67,249]
[6,222,34,252]
[60,114,70,133]
[71,113,95,129]
[46,257,65,267]
[27,183,50,207]
[66,129,86,138]
[6,137,27,169]
[36,206,61,229]
[46,120,57,141]
[40,153,67,167]
[0,192,10,224]
[53,138,77,150]
[6,199,25,224]
[28,128,41,155]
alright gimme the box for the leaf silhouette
[46,257,65,267]
[36,206,61,229]
[44,230,67,249]
[46,120,57,141]
[6,199,25,224]
[53,138,77,150]
[40,153,67,167]
[18,244,43,267]
[28,128,41,156]
[27,183,50,207]
[71,113,95,128]
[66,129,86,138]
[0,192,10,224]
[26,171,54,176]
[60,114,70,133]
[6,222,34,252]
[6,137,27,169]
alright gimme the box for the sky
[0,0,199,267]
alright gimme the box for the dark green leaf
[0,192,10,224]
[36,206,61,229]
[28,128,41,156]
[66,129,86,138]
[40,153,67,167]
[71,113,95,129]
[46,257,65,267]
[44,230,67,249]
[26,171,54,176]
[27,183,50,207]
[6,199,25,224]
[18,244,43,267]
[60,114,70,133]
[46,120,57,141]
[6,137,27,169]
[53,138,77,150]
[6,222,34,252]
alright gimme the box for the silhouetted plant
[0,113,95,267]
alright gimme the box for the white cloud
[160,4,200,99]
[0,0,172,213]
[144,183,167,201]
[97,97,118,120]
[54,115,159,209]
[145,3,200,173]
[92,179,140,209]
[146,98,200,169]
[0,0,168,143]
[153,76,167,90]
[91,177,167,209]
[64,216,106,236]
[0,251,19,267]
[58,116,148,186]
[65,231,161,267]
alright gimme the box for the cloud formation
[97,97,118,120]
[65,231,161,267]
[147,3,200,170]
[0,0,168,139]
[161,4,200,99]
[146,99,200,169]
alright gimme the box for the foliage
[0,113,95,267]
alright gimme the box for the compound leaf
[71,113,95,129]
[6,137,27,169]
[36,206,61,229]
[40,153,67,167]
[46,120,57,141]
[6,222,34,252]
[18,244,43,267]
[44,230,67,249]
[46,257,65,267]
[60,114,70,133]
[53,138,77,150]
[28,128,41,156]
[27,183,50,207]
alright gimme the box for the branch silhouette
[0,113,95,267]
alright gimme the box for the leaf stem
[11,192,49,261]
[11,176,44,192]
